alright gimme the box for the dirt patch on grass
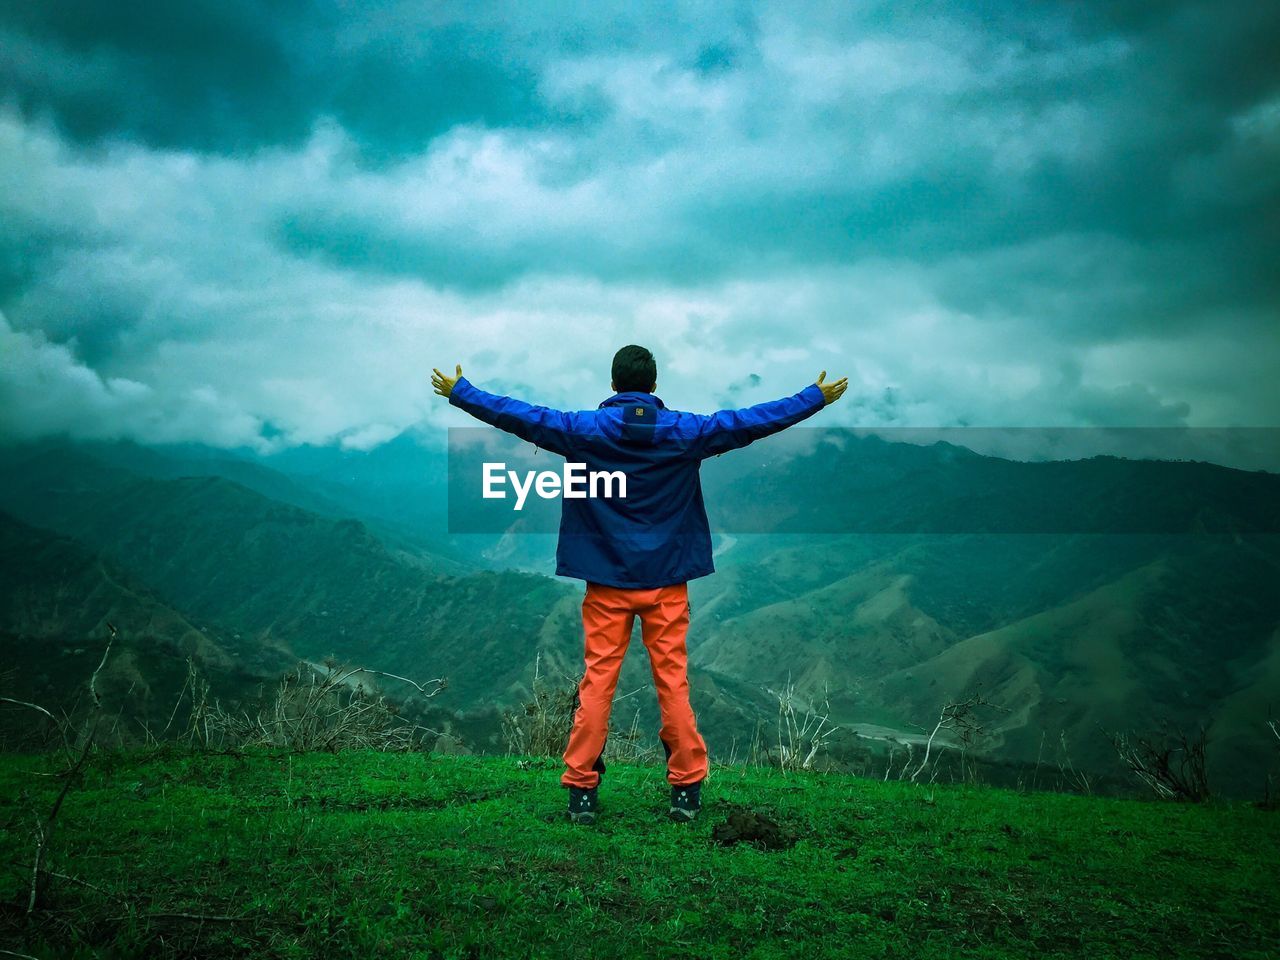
[711,806,800,850]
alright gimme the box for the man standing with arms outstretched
[433,346,847,824]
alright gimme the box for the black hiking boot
[567,786,598,825]
[669,781,702,823]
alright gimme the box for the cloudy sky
[1,1,1277,455]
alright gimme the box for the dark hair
[611,344,657,393]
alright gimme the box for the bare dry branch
[910,693,1005,784]
[88,622,116,709]
[1107,723,1210,802]
[765,676,840,774]
[0,696,59,725]
[330,667,447,698]
[1,695,74,759]
[29,706,102,914]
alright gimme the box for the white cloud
[0,311,268,447]
[0,5,1271,460]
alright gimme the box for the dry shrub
[501,653,579,757]
[773,679,839,773]
[500,655,660,763]
[182,656,445,753]
[1108,722,1211,802]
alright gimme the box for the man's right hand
[815,371,848,405]
[432,364,463,399]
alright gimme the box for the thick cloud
[1,2,1276,456]
[0,311,265,446]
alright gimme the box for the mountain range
[1,433,1276,795]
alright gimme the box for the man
[432,346,847,824]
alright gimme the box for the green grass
[1,748,1276,959]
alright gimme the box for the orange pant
[561,582,709,789]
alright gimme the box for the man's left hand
[814,370,848,405]
[432,364,463,399]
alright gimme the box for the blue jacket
[449,377,827,588]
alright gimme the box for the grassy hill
[1,748,1276,959]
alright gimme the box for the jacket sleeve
[448,377,584,456]
[688,383,827,458]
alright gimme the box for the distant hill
[703,431,1280,535]
[240,432,487,571]
[0,445,579,708]
[0,438,476,574]
[688,531,1280,791]
[0,510,294,745]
